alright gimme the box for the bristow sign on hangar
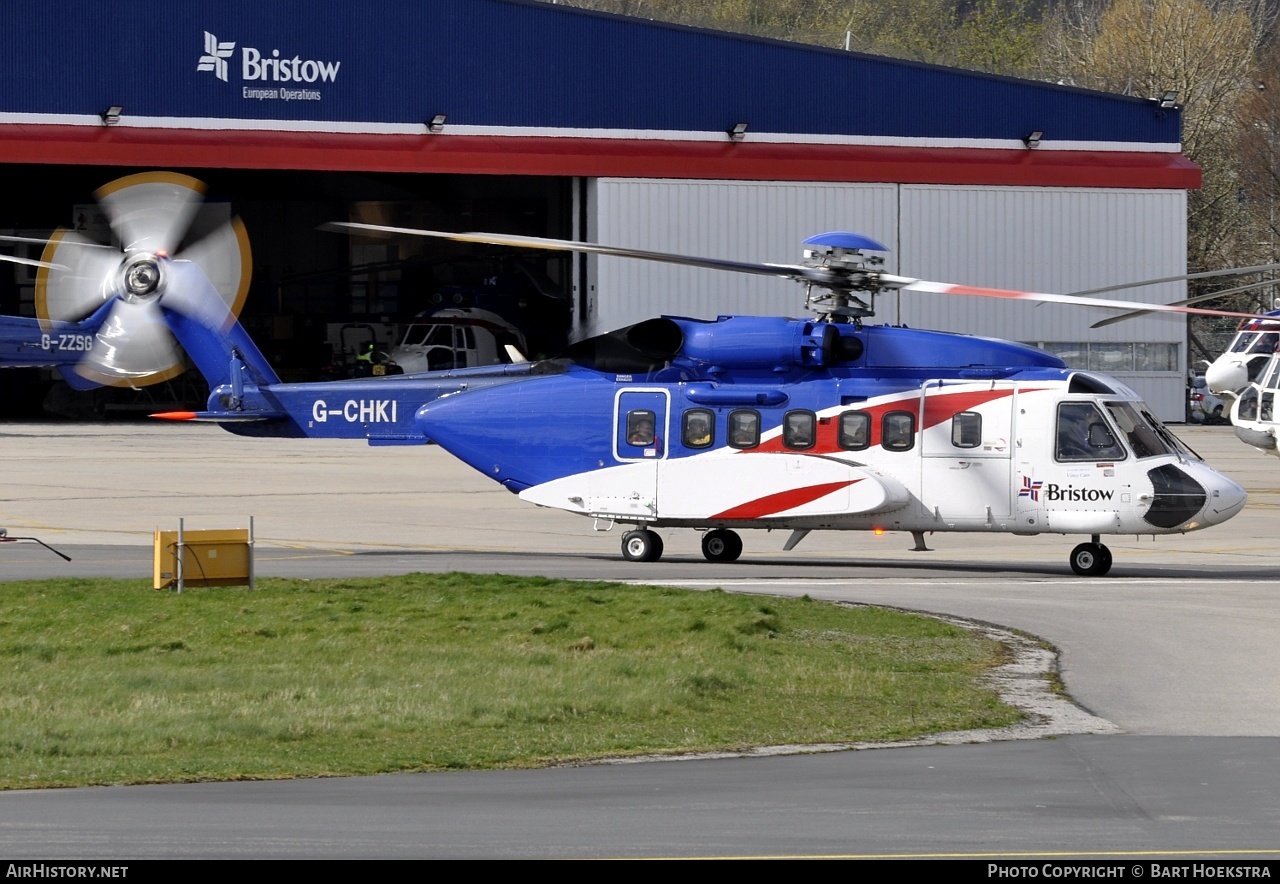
[197,30,341,103]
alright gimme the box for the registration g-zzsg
[40,334,94,352]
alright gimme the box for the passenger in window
[686,414,711,447]
[839,413,869,449]
[629,418,654,446]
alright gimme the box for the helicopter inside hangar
[0,166,578,418]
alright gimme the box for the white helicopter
[23,174,1254,577]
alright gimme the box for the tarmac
[0,420,1273,572]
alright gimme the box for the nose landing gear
[1069,535,1113,576]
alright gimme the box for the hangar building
[0,0,1197,417]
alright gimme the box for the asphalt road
[2,421,1279,859]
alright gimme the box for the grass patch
[0,574,1020,788]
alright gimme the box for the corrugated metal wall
[593,178,1187,418]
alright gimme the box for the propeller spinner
[35,172,252,386]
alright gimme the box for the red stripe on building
[0,126,1201,189]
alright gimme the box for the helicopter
[34,174,1254,577]
[1199,311,1280,455]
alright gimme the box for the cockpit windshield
[1103,402,1175,459]
[1230,331,1279,355]
[401,323,454,348]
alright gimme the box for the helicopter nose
[1205,358,1245,395]
[1188,462,1247,527]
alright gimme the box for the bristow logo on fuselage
[1043,483,1113,503]
[197,31,341,85]
[311,399,397,424]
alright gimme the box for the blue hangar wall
[0,0,1196,189]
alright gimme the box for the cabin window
[727,410,760,449]
[951,412,982,448]
[1056,402,1125,461]
[682,409,715,449]
[881,411,915,451]
[838,411,871,451]
[625,410,656,447]
[783,411,817,450]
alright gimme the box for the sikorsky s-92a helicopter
[37,175,1253,576]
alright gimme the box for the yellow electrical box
[153,526,254,591]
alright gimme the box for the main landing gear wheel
[701,529,743,563]
[1069,542,1113,577]
[621,529,663,562]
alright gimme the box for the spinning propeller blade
[33,172,251,387]
[325,223,1263,324]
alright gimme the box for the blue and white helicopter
[40,175,1253,576]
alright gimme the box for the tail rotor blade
[36,230,128,322]
[75,299,182,384]
[95,172,206,255]
[176,216,252,319]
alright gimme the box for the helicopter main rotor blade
[896,279,1263,321]
[0,253,66,271]
[322,222,842,287]
[1065,263,1280,298]
[1090,278,1280,329]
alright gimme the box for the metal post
[248,516,255,590]
[176,517,185,593]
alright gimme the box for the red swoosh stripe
[710,479,860,520]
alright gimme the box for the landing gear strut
[701,529,743,563]
[621,529,664,562]
[1069,535,1112,576]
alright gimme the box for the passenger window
[626,410,656,447]
[952,411,982,448]
[727,410,760,449]
[783,411,816,450]
[682,408,714,449]
[838,411,870,451]
[1056,402,1125,461]
[882,411,915,451]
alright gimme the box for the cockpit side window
[1056,402,1127,461]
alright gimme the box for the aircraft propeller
[33,172,251,386]
[323,223,1263,325]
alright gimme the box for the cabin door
[919,381,1017,523]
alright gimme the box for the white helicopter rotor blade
[95,172,206,255]
[37,230,127,322]
[323,222,840,287]
[1066,263,1280,298]
[75,298,182,383]
[894,278,1264,321]
[175,216,252,320]
[1090,278,1280,329]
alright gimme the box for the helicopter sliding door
[918,381,1017,524]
